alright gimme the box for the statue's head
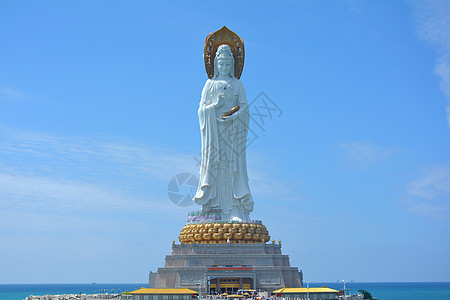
[214,45,235,78]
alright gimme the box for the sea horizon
[1,282,450,300]
[3,281,449,284]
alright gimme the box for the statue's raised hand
[205,102,220,110]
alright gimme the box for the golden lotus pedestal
[178,222,271,244]
[148,221,303,292]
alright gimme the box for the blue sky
[0,0,449,283]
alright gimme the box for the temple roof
[129,288,198,294]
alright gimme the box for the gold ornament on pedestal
[179,223,270,244]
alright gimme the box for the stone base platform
[149,241,303,293]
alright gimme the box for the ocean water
[0,283,146,300]
[0,282,449,300]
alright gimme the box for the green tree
[358,290,373,299]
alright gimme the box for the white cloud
[0,86,43,102]
[0,86,26,100]
[406,165,450,220]
[0,209,126,232]
[408,165,450,199]
[0,172,149,212]
[0,128,196,183]
[0,129,199,226]
[338,140,396,165]
[409,0,450,127]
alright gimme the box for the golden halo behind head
[204,26,245,79]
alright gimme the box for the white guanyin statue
[193,43,254,222]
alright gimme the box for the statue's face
[217,58,233,77]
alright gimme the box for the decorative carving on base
[179,222,270,244]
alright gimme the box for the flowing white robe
[193,77,254,221]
